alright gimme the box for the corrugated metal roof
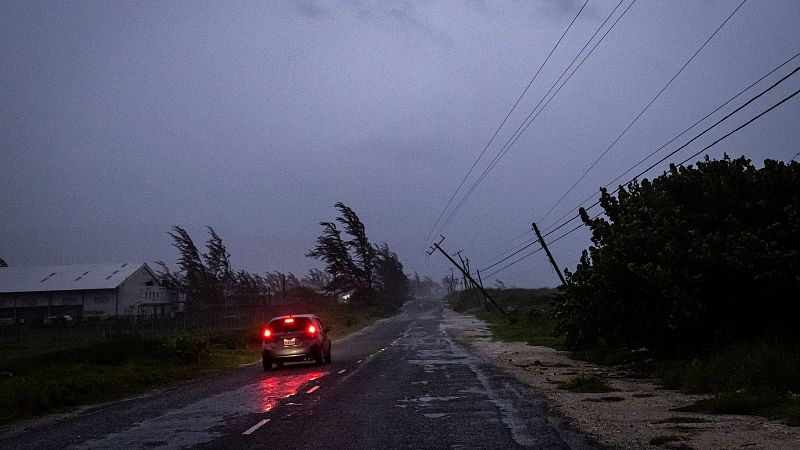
[0,263,153,293]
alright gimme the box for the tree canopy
[307,202,409,306]
[557,155,800,354]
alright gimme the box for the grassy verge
[446,288,564,349]
[446,288,800,426]
[559,375,614,393]
[0,302,398,425]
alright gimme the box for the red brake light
[307,325,316,336]
[263,328,272,339]
[284,318,295,323]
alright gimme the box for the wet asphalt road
[1,298,600,449]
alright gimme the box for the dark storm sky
[2,1,799,287]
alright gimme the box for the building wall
[0,265,174,321]
[0,289,116,321]
[117,265,171,317]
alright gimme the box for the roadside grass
[0,302,398,425]
[559,375,614,393]
[649,435,683,446]
[446,287,800,427]
[653,416,709,424]
[661,339,800,426]
[446,288,565,349]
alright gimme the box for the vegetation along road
[0,298,601,449]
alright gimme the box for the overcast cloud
[2,1,799,287]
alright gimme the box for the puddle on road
[395,394,462,410]
[74,371,327,450]
[259,371,326,412]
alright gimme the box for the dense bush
[170,335,210,364]
[557,155,800,353]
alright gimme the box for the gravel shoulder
[442,306,800,450]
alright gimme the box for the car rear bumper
[262,344,320,361]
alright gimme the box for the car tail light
[284,317,294,324]
[307,324,316,336]
[263,328,272,339]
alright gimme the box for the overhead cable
[538,0,748,226]
[490,69,800,277]
[542,50,800,233]
[540,63,800,240]
[440,0,636,231]
[425,0,589,245]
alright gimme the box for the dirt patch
[442,307,800,449]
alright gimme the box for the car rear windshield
[269,317,312,332]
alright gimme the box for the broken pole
[532,222,567,286]
[429,238,506,315]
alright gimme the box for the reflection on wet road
[74,369,329,449]
[259,371,327,412]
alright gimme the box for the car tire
[262,357,272,371]
[314,347,324,365]
[324,347,332,364]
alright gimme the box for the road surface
[1,298,600,449]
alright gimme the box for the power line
[481,233,538,270]
[541,62,800,241]
[486,220,588,279]
[542,50,800,233]
[480,238,538,272]
[439,0,636,232]
[463,1,630,269]
[677,87,800,166]
[425,0,589,245]
[539,0,748,225]
[491,65,800,277]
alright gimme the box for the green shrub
[661,340,800,396]
[171,335,209,364]
[560,375,614,393]
[786,404,800,427]
[649,435,682,446]
[557,156,800,353]
[506,308,520,325]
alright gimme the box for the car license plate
[283,338,296,346]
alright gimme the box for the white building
[0,263,174,322]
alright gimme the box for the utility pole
[456,251,469,295]
[428,236,506,314]
[448,268,455,294]
[532,222,567,286]
[476,269,488,310]
[464,256,482,307]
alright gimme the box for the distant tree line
[157,203,414,311]
[156,227,331,309]
[307,202,410,308]
[557,155,800,354]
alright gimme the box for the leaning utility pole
[428,236,506,314]
[476,269,488,310]
[448,268,455,294]
[456,251,469,294]
[532,222,567,286]
[457,253,482,308]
